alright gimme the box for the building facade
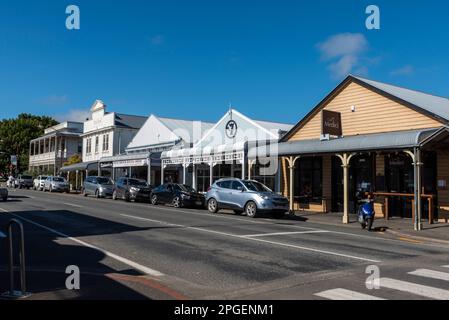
[249,75,449,229]
[161,109,293,193]
[100,114,214,185]
[60,100,147,189]
[29,121,83,175]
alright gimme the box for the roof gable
[282,75,448,142]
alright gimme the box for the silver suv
[44,176,70,193]
[206,178,289,218]
[83,176,114,198]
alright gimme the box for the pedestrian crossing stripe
[409,269,449,282]
[315,289,385,300]
[379,278,449,300]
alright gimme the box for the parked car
[0,187,7,201]
[112,177,152,202]
[33,175,48,191]
[150,183,205,208]
[44,176,70,193]
[83,176,114,198]
[206,178,289,218]
[15,175,33,189]
[6,176,16,188]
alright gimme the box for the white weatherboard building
[29,122,83,175]
[61,100,147,189]
[161,109,293,192]
[100,114,214,185]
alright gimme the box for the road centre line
[120,214,381,263]
[62,202,83,208]
[243,230,330,238]
[0,207,164,277]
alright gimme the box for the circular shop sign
[225,120,238,139]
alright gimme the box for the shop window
[294,157,322,203]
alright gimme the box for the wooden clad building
[249,75,449,230]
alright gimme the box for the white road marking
[380,278,449,300]
[62,202,83,208]
[315,288,385,300]
[442,265,449,268]
[0,208,164,277]
[409,269,449,282]
[0,231,6,238]
[121,214,381,263]
[243,230,330,238]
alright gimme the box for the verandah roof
[248,128,439,158]
[60,161,98,172]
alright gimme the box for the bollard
[1,219,31,299]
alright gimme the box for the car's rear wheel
[151,194,158,205]
[95,190,100,198]
[245,201,258,218]
[207,198,218,213]
[112,190,118,200]
[172,196,181,208]
[49,186,53,193]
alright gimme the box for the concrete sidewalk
[295,211,449,244]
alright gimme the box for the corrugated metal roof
[354,75,449,122]
[249,128,438,158]
[60,161,98,172]
[158,117,215,144]
[115,113,148,129]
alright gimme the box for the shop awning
[161,142,247,159]
[60,161,98,172]
[248,128,439,158]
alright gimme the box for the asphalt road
[1,188,449,300]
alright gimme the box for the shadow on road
[0,209,179,300]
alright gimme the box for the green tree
[0,113,58,176]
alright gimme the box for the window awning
[248,128,439,158]
[60,161,98,172]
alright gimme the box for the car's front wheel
[207,198,218,213]
[95,190,100,198]
[112,190,118,200]
[151,194,158,205]
[245,201,258,218]
[172,196,181,208]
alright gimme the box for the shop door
[332,155,374,213]
[385,154,414,218]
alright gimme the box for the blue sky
[1,0,449,124]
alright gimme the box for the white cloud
[317,33,370,79]
[54,109,90,123]
[390,65,415,76]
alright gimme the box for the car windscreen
[174,184,195,193]
[41,176,48,180]
[97,177,112,185]
[53,177,65,182]
[22,176,33,180]
[128,179,147,187]
[242,181,270,192]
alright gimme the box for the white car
[33,175,48,191]
[44,176,70,193]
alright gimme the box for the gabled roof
[125,114,214,151]
[115,113,148,129]
[157,117,215,143]
[352,75,449,122]
[281,75,449,142]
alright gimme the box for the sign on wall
[322,110,342,136]
[225,120,238,139]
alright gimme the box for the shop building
[161,109,293,193]
[60,100,147,189]
[249,75,449,230]
[29,121,83,175]
[99,114,214,185]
